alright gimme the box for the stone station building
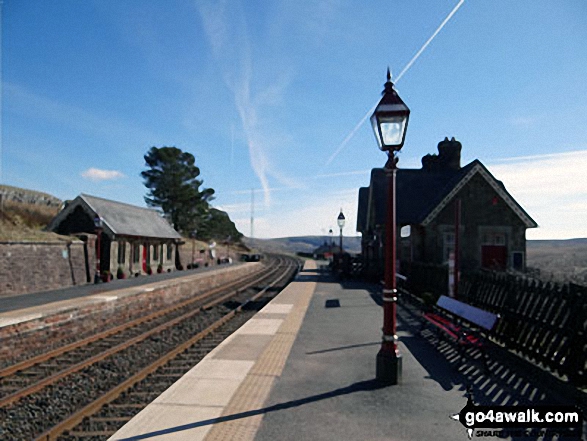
[357,138,538,274]
[48,194,182,279]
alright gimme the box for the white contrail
[395,0,465,83]
[325,0,465,166]
[325,102,377,166]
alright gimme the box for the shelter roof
[48,194,182,240]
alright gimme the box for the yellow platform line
[205,261,317,441]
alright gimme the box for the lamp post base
[376,349,402,385]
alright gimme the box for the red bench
[422,296,498,363]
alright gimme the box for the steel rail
[0,263,268,379]
[0,261,281,408]
[34,256,298,441]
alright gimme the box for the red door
[142,245,147,272]
[481,245,507,270]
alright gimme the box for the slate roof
[366,161,474,226]
[363,160,537,228]
[49,194,182,240]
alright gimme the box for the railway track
[0,254,301,441]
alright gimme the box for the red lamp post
[371,69,410,385]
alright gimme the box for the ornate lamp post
[337,210,345,254]
[93,215,103,284]
[371,68,410,385]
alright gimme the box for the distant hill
[243,235,362,255]
[527,238,587,285]
[0,185,65,241]
[0,184,62,208]
[528,238,587,248]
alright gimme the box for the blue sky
[2,0,587,239]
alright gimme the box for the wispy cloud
[197,1,298,206]
[487,149,587,239]
[81,168,126,181]
[314,169,371,179]
[232,187,360,238]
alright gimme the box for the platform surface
[0,263,250,330]
[110,261,476,441]
[0,262,239,314]
[250,269,468,441]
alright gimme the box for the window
[512,252,524,270]
[400,225,411,238]
[481,232,506,246]
[117,242,126,265]
[494,234,505,246]
[167,243,173,261]
[132,243,140,264]
[153,244,159,262]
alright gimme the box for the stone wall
[0,262,261,362]
[0,240,94,297]
[0,237,243,298]
[430,172,528,270]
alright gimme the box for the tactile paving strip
[204,262,317,441]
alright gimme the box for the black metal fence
[460,271,586,387]
[398,262,586,387]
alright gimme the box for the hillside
[0,185,66,241]
[243,235,362,255]
[527,238,587,285]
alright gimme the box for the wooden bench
[422,295,498,364]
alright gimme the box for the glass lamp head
[337,211,346,229]
[371,69,410,151]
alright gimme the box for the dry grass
[0,200,68,242]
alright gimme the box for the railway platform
[0,261,244,315]
[110,260,473,441]
[0,262,261,365]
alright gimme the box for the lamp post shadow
[116,379,387,441]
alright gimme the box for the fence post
[563,283,586,386]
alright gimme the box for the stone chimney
[421,137,462,171]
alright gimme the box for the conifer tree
[141,146,214,233]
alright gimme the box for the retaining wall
[0,240,93,297]
[0,262,261,363]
